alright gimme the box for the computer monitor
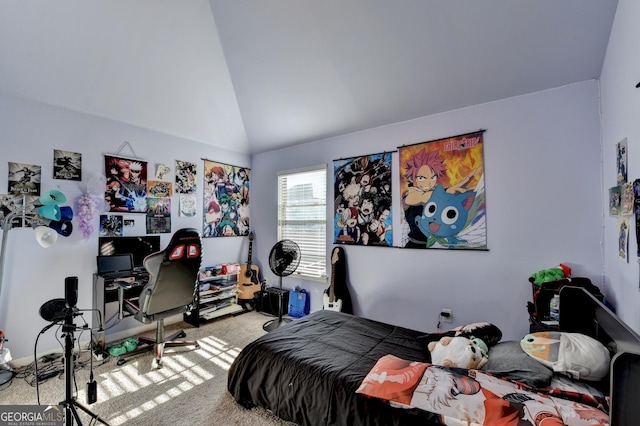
[98,236,161,270]
[96,254,134,276]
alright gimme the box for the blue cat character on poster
[399,131,487,250]
[333,152,392,246]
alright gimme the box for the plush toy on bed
[520,331,610,381]
[428,336,489,369]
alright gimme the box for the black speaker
[254,288,289,316]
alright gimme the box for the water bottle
[549,294,560,321]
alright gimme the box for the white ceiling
[0,1,618,155]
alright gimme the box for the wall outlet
[440,309,452,323]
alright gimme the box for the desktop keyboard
[101,271,133,279]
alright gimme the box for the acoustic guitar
[237,232,261,300]
[322,247,343,312]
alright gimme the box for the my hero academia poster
[334,152,392,246]
[203,159,250,237]
[399,131,487,250]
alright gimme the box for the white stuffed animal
[428,336,488,369]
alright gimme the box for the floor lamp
[0,191,73,384]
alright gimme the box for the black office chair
[116,228,202,367]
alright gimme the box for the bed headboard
[559,285,640,425]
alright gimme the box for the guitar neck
[329,264,335,301]
[245,233,254,276]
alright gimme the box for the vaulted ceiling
[0,1,618,155]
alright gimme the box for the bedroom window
[277,164,327,280]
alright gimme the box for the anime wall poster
[175,160,197,194]
[618,216,629,262]
[146,197,171,234]
[202,159,250,237]
[8,162,41,195]
[634,180,640,262]
[0,194,36,228]
[0,194,19,229]
[617,138,628,185]
[53,149,81,181]
[147,180,172,198]
[609,186,621,216]
[333,152,392,246]
[399,131,487,250]
[104,155,148,213]
[99,214,123,237]
[179,194,197,217]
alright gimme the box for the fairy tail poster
[334,152,392,246]
[202,159,250,237]
[399,131,487,250]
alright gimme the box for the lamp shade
[34,226,58,248]
[48,220,73,237]
[59,206,73,221]
[37,205,61,221]
[39,190,67,206]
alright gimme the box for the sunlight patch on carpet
[94,334,243,425]
[195,335,242,370]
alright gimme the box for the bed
[227,286,640,425]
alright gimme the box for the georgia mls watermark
[0,405,64,426]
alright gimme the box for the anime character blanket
[356,354,609,425]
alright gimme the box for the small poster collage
[609,138,634,262]
[2,148,250,238]
[99,155,250,237]
[102,155,199,235]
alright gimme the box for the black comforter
[227,310,440,425]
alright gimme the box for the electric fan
[263,239,301,332]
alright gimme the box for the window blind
[277,165,327,279]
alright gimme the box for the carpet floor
[0,310,296,425]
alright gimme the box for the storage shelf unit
[184,265,243,326]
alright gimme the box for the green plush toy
[530,263,571,285]
[469,336,488,358]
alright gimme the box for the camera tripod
[60,309,110,426]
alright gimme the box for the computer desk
[91,271,149,355]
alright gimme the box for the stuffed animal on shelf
[530,263,572,285]
[428,336,489,369]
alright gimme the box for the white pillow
[520,331,610,381]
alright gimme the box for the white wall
[0,92,250,359]
[0,79,608,359]
[252,81,604,342]
[600,0,640,333]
